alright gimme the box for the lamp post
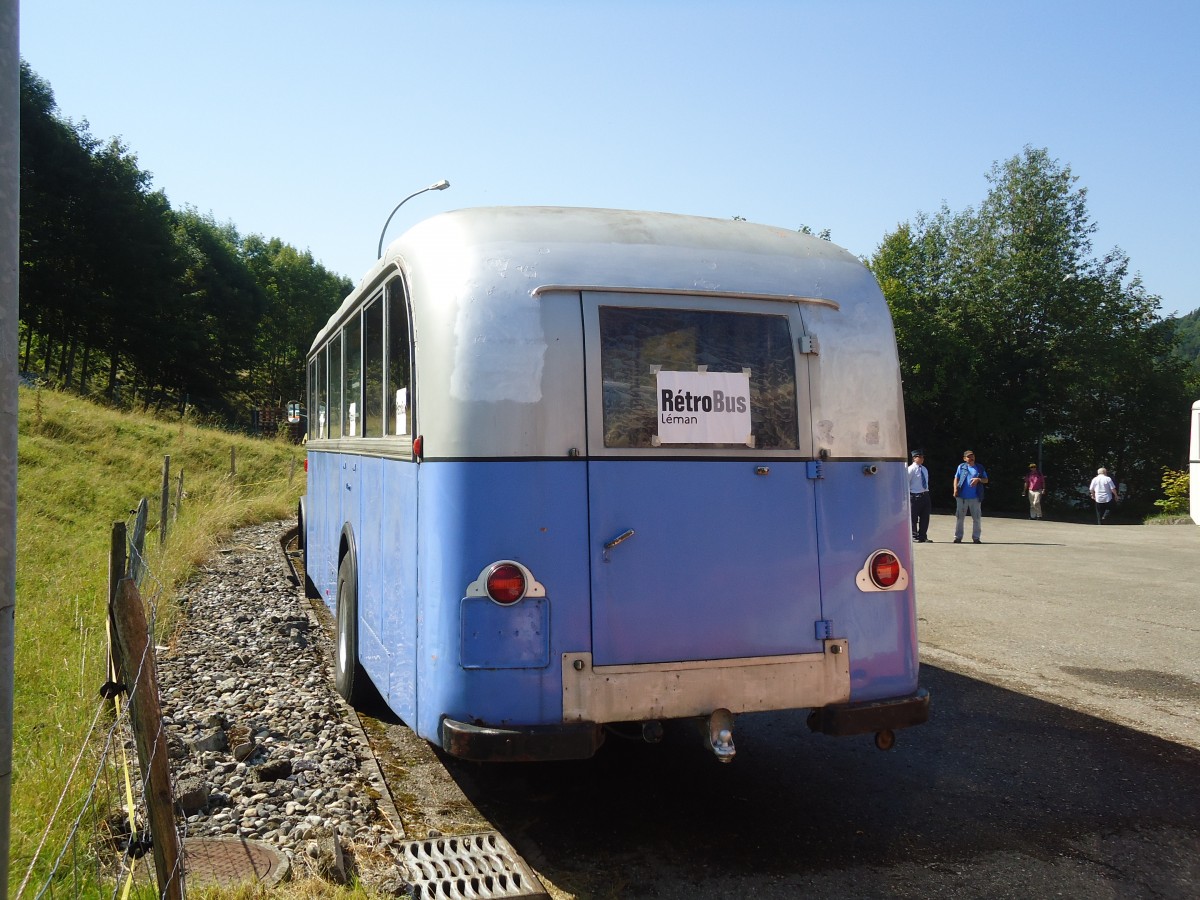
[376,179,450,258]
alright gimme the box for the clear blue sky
[19,0,1199,316]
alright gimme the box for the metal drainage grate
[399,831,547,899]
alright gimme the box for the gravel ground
[156,521,413,892]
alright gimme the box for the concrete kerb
[276,529,554,897]
[275,531,408,839]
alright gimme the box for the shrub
[1153,467,1190,515]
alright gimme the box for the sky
[18,0,1200,317]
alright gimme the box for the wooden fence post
[130,499,148,587]
[159,456,170,548]
[174,470,183,523]
[288,456,296,487]
[110,577,183,899]
[229,447,236,477]
[105,522,127,697]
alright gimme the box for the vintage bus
[301,206,929,762]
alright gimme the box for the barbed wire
[15,700,112,898]
[18,448,301,897]
[18,507,187,899]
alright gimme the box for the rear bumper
[440,718,605,762]
[440,688,930,761]
[561,641,851,722]
[806,688,930,736]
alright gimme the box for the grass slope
[13,386,304,889]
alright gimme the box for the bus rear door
[583,293,823,667]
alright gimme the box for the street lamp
[376,179,450,258]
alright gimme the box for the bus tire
[335,552,369,705]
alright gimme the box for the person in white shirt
[907,450,931,542]
[1089,467,1120,524]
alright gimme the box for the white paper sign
[656,370,752,445]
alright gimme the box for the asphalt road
[914,512,1200,750]
[367,515,1200,899]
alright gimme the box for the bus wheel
[335,553,368,705]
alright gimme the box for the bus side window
[306,357,316,439]
[344,312,362,438]
[328,331,343,440]
[314,347,328,439]
[386,279,413,438]
[364,294,384,436]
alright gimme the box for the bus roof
[312,206,868,351]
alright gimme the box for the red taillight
[303,458,308,472]
[486,563,526,604]
[871,552,901,589]
[413,435,424,461]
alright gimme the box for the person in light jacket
[1089,467,1119,524]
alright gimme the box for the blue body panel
[413,460,591,743]
[306,450,418,723]
[587,460,823,665]
[306,451,920,743]
[815,461,920,701]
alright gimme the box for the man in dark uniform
[907,450,931,542]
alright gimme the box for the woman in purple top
[1023,464,1046,520]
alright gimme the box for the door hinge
[806,460,824,480]
[798,333,819,355]
[815,619,834,640]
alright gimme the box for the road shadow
[433,665,1200,897]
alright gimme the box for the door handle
[602,529,635,562]
[604,529,635,550]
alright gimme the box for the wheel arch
[338,523,358,580]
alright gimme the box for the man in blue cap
[952,449,989,543]
[907,450,931,542]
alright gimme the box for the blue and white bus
[301,207,929,762]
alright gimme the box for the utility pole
[0,0,21,893]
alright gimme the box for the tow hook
[706,708,736,763]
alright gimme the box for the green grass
[13,386,306,893]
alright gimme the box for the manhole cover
[400,831,547,899]
[181,836,289,889]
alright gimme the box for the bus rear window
[599,307,798,450]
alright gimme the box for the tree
[242,236,351,410]
[161,210,267,415]
[19,61,340,424]
[18,62,100,380]
[1170,308,1200,374]
[19,62,180,401]
[870,147,1194,513]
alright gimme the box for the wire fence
[17,496,187,898]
